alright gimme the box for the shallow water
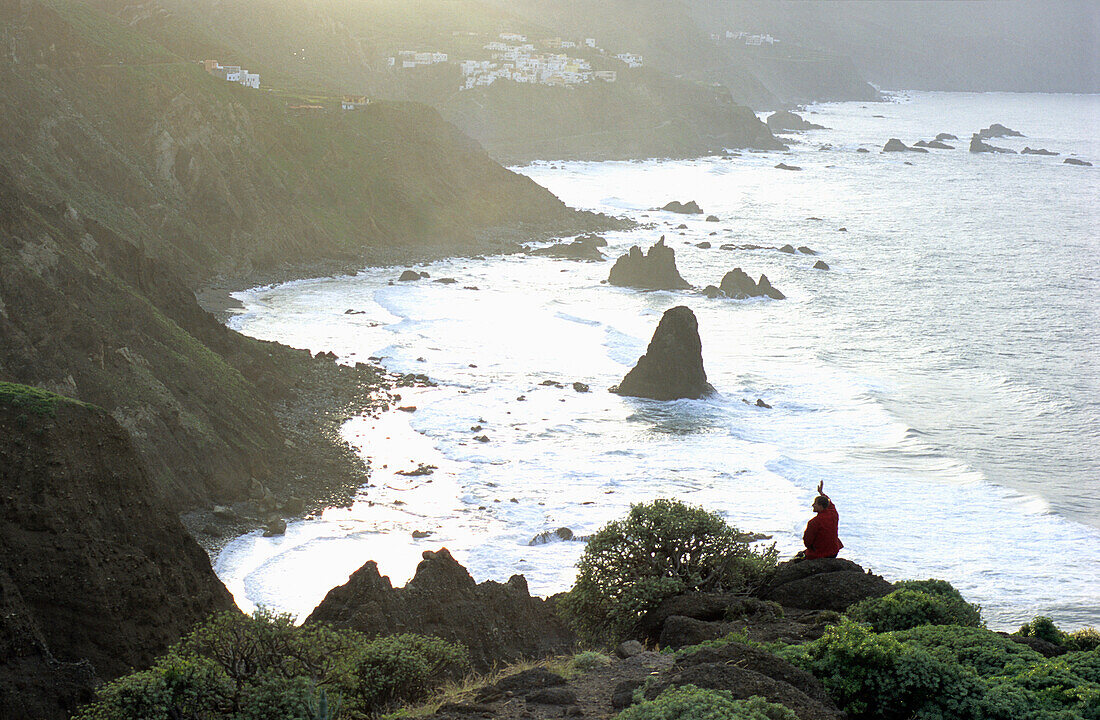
[215,91,1100,630]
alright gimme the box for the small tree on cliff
[561,499,777,643]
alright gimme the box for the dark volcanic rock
[779,244,797,254]
[663,663,843,720]
[762,558,892,612]
[659,615,731,648]
[797,246,816,255]
[637,593,739,641]
[813,260,830,270]
[528,527,574,545]
[607,237,691,290]
[935,133,959,141]
[970,135,1016,154]
[856,147,870,153]
[883,138,912,152]
[611,306,714,401]
[775,162,803,171]
[529,237,605,261]
[702,285,722,298]
[662,200,703,215]
[675,642,834,706]
[719,269,785,300]
[398,269,422,281]
[978,123,1024,139]
[1064,157,1093,166]
[915,139,953,149]
[0,392,234,719]
[305,548,574,670]
[1021,147,1057,156]
[705,215,720,222]
[696,241,712,249]
[767,110,826,132]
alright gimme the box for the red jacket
[803,502,843,559]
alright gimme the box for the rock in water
[882,138,910,152]
[935,133,959,141]
[529,237,605,261]
[813,260,830,270]
[611,306,715,400]
[662,200,703,214]
[1021,147,1057,156]
[977,123,1024,139]
[718,269,785,300]
[398,269,422,281]
[970,135,1016,154]
[774,162,802,171]
[1064,158,1092,166]
[766,110,825,132]
[607,237,691,290]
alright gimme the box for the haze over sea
[216,92,1100,631]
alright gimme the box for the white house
[499,32,527,42]
[614,53,643,68]
[585,38,597,48]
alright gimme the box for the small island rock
[662,200,703,215]
[766,110,825,132]
[977,123,1024,139]
[608,237,691,290]
[611,306,715,401]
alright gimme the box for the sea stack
[607,236,691,290]
[611,306,715,400]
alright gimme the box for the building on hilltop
[203,60,259,89]
[614,52,643,68]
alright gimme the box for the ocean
[214,91,1100,631]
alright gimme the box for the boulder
[977,123,1024,139]
[856,147,870,153]
[762,558,893,612]
[1064,158,1092,166]
[767,110,826,132]
[915,139,953,149]
[611,306,715,401]
[528,527,574,545]
[1021,147,1057,156]
[705,215,720,222]
[616,640,646,658]
[970,135,1016,154]
[935,133,958,141]
[659,615,731,648]
[262,518,287,537]
[572,381,589,393]
[882,138,911,152]
[797,246,816,255]
[305,548,575,670]
[719,269,785,300]
[675,642,833,706]
[702,285,722,298]
[398,269,422,281]
[696,241,711,249]
[662,200,703,214]
[813,260,830,270]
[779,244,797,254]
[529,237,605,261]
[607,237,691,290]
[661,663,844,720]
[637,593,739,641]
[775,163,803,171]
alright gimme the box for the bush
[1018,616,1064,645]
[1065,628,1100,653]
[891,625,1042,677]
[75,611,469,719]
[846,579,982,632]
[614,686,797,720]
[779,619,987,720]
[560,499,778,643]
[572,650,614,672]
[347,633,469,712]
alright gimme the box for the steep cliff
[0,384,235,719]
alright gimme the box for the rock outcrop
[935,133,959,142]
[775,162,803,171]
[1064,157,1093,166]
[607,237,691,290]
[883,138,928,153]
[970,135,1016,153]
[1021,147,1057,156]
[528,236,606,261]
[610,306,714,400]
[977,123,1024,139]
[767,110,826,132]
[662,200,703,214]
[305,548,574,671]
[913,139,954,149]
[813,260,830,270]
[719,269,786,299]
[761,558,893,612]
[0,386,234,719]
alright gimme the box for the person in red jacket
[797,481,843,560]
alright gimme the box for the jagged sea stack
[608,236,691,290]
[611,306,715,400]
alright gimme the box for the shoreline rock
[607,237,691,290]
[719,269,785,300]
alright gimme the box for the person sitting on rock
[795,481,843,561]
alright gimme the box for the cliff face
[0,385,235,719]
[440,69,783,163]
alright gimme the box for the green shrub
[846,579,982,632]
[1065,628,1100,653]
[615,686,797,720]
[346,633,469,712]
[572,650,614,672]
[892,625,1042,677]
[779,619,986,720]
[560,499,778,643]
[1018,616,1064,645]
[75,611,469,719]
